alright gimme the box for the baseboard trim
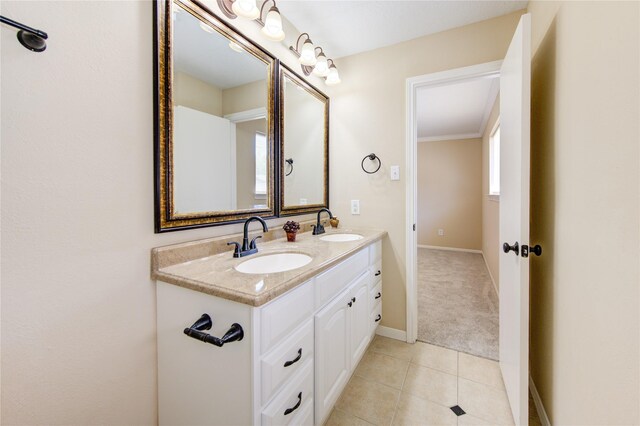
[529,375,551,426]
[417,244,482,254]
[481,251,499,295]
[376,326,407,342]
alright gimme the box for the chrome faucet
[312,208,334,235]
[227,216,269,258]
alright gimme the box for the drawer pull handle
[375,314,382,322]
[375,270,381,276]
[375,292,381,299]
[283,348,302,368]
[183,314,244,347]
[284,392,302,416]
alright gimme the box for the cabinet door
[349,273,371,368]
[315,288,351,425]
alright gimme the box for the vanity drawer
[261,360,314,426]
[370,301,382,335]
[261,281,314,355]
[370,282,382,313]
[370,260,382,289]
[261,319,314,405]
[369,241,382,263]
[315,248,369,310]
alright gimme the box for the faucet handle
[227,241,241,257]
[249,235,263,249]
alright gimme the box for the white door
[314,288,351,424]
[499,14,531,426]
[349,274,371,368]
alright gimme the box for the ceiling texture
[278,1,528,59]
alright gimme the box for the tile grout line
[389,361,411,426]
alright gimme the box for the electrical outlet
[351,200,360,215]
[438,229,444,236]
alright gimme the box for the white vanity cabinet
[156,240,382,426]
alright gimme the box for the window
[489,122,500,198]
[254,132,267,196]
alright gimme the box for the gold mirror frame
[154,0,277,232]
[278,64,330,216]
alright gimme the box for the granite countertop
[151,228,386,307]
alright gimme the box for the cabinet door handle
[374,270,381,276]
[284,392,302,416]
[348,301,353,307]
[352,297,356,304]
[375,314,381,322]
[375,292,381,299]
[283,348,302,368]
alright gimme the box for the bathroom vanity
[152,228,385,425]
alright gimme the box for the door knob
[530,244,542,256]
[502,242,519,256]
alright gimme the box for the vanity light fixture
[231,0,260,20]
[312,47,330,77]
[257,0,285,42]
[325,59,341,86]
[290,33,317,66]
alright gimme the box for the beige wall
[174,70,222,116]
[326,10,525,331]
[481,99,500,289]
[222,79,267,116]
[417,139,482,250]
[528,1,639,424]
[0,0,320,423]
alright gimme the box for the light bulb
[229,41,244,52]
[261,6,285,41]
[325,64,341,86]
[299,39,317,66]
[313,52,329,77]
[199,22,215,34]
[232,0,259,20]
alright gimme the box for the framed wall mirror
[279,64,329,215]
[154,0,277,232]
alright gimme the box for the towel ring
[285,158,294,176]
[361,153,381,174]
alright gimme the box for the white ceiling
[277,1,527,59]
[416,75,499,141]
[173,7,266,89]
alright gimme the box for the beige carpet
[417,248,499,360]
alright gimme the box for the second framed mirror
[279,64,329,215]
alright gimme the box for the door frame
[404,60,503,343]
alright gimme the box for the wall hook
[361,153,381,174]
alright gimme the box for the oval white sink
[319,233,363,242]
[235,253,312,274]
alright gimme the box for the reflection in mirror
[280,66,329,214]
[173,4,270,213]
[154,0,276,231]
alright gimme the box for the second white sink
[235,253,312,274]
[319,233,364,242]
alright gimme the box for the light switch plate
[351,200,360,215]
[390,165,400,181]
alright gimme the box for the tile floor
[325,336,532,426]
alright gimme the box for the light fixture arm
[291,32,312,54]
[257,0,277,25]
